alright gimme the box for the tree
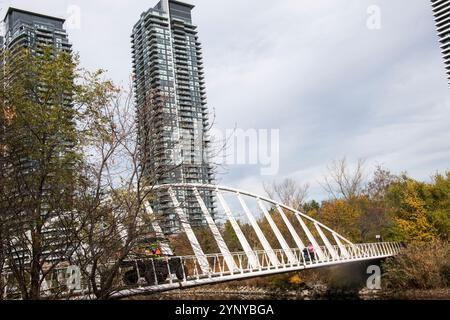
[0,47,84,299]
[321,158,366,201]
[364,166,397,201]
[222,221,242,253]
[0,46,160,299]
[359,166,397,241]
[423,172,450,240]
[387,177,435,242]
[69,83,165,299]
[386,173,449,242]
[302,200,320,214]
[317,200,362,242]
[263,178,309,211]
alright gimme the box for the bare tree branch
[320,157,366,201]
[263,178,309,211]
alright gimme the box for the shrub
[440,264,450,287]
[383,240,450,289]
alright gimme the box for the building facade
[132,0,215,234]
[431,0,450,85]
[1,7,71,52]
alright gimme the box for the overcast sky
[2,0,450,201]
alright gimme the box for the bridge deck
[109,242,401,299]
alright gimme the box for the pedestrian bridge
[108,184,402,299]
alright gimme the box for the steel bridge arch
[152,183,355,244]
[150,183,357,265]
[96,183,400,299]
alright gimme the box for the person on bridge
[307,243,316,261]
[151,245,162,257]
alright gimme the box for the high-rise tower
[1,7,73,175]
[2,8,71,52]
[131,1,215,234]
[431,0,450,85]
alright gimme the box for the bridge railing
[143,242,402,285]
[1,242,402,299]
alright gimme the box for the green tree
[0,46,116,299]
[386,176,443,242]
[359,166,397,241]
[1,47,80,299]
[316,199,363,242]
[423,173,450,240]
[222,221,243,252]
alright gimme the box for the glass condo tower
[131,0,215,234]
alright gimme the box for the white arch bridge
[108,184,402,299]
